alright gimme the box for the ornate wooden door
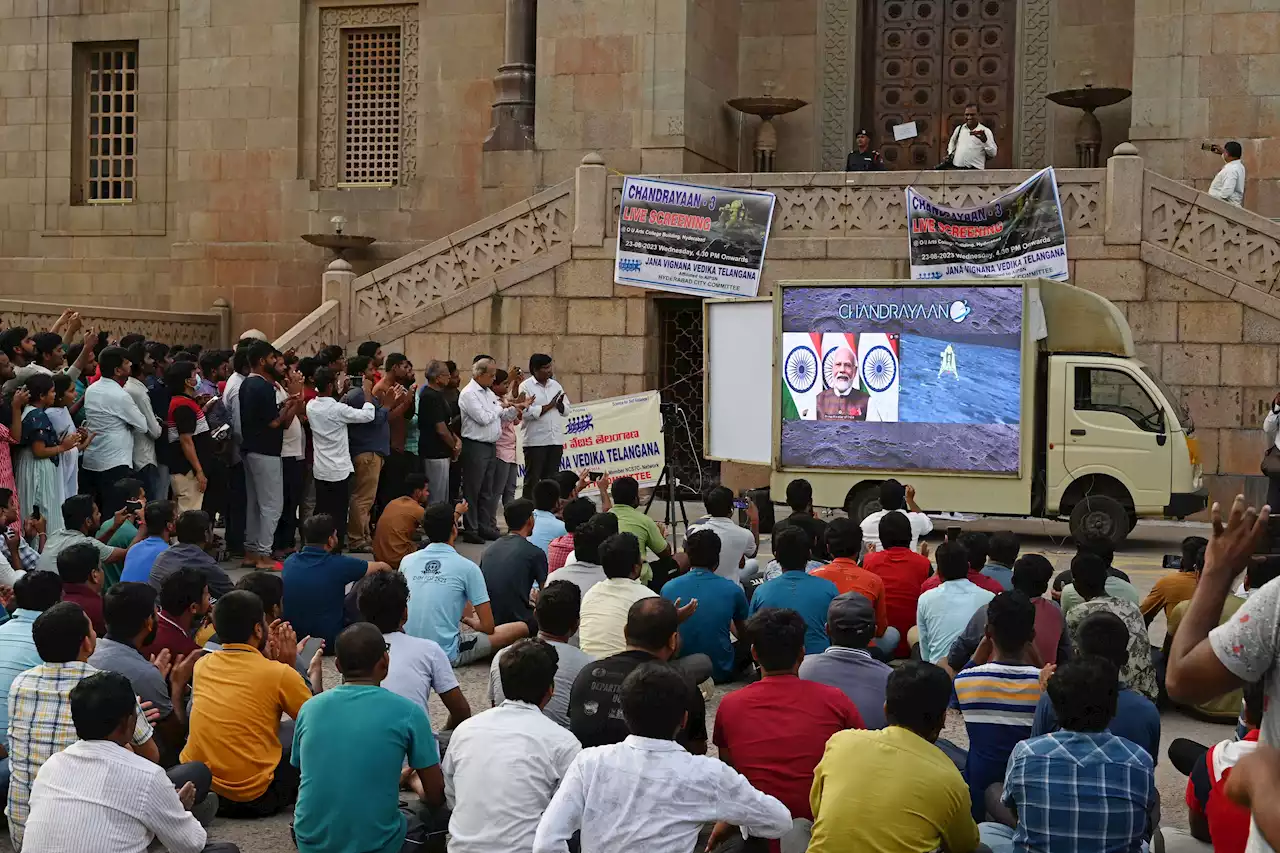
[862,0,1016,170]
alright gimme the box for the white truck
[704,278,1206,545]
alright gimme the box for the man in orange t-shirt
[811,518,898,656]
[862,512,932,658]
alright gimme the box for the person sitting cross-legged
[403,503,528,667]
[811,517,898,658]
[947,554,1071,675]
[529,479,568,556]
[1031,610,1161,765]
[447,638,582,853]
[685,485,759,584]
[0,571,63,802]
[534,662,792,853]
[56,541,107,636]
[89,581,202,765]
[1065,549,1157,701]
[291,622,444,853]
[180,590,324,819]
[36,494,132,575]
[282,513,392,651]
[371,472,430,570]
[148,510,235,600]
[978,656,1156,853]
[799,591,894,729]
[480,498,549,635]
[21,671,240,853]
[915,541,995,665]
[551,512,614,600]
[490,580,593,729]
[358,570,472,738]
[862,510,932,658]
[608,476,675,588]
[579,532,662,660]
[661,529,750,683]
[569,596,709,753]
[710,607,864,851]
[951,590,1043,822]
[142,567,209,661]
[120,499,175,584]
[749,524,838,655]
[548,497,595,574]
[808,661,982,853]
[921,532,1004,595]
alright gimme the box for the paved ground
[0,509,1235,852]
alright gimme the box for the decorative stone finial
[1112,142,1139,157]
[581,152,604,166]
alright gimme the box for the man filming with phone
[1206,140,1246,207]
[687,486,759,585]
[943,104,997,170]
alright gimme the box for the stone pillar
[483,0,537,151]
[573,152,608,248]
[322,257,357,340]
[1104,142,1144,247]
[211,299,233,349]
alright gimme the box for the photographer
[1207,140,1246,207]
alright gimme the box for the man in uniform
[846,130,885,172]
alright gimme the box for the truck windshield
[1141,365,1195,434]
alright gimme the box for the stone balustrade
[0,299,230,349]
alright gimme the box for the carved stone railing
[0,299,230,348]
[606,168,1106,238]
[1143,171,1280,296]
[274,299,340,356]
[347,181,572,342]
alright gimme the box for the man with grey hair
[458,358,526,542]
[419,359,461,507]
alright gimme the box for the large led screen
[780,285,1023,473]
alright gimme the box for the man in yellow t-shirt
[809,661,981,853]
[181,589,322,817]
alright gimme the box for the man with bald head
[459,358,527,543]
[816,347,870,421]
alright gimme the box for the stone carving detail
[1146,183,1280,293]
[819,0,853,172]
[0,309,219,347]
[1017,0,1051,168]
[276,301,341,354]
[319,5,420,189]
[352,190,572,336]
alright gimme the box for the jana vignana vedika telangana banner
[614,176,776,299]
[513,391,664,494]
[906,167,1069,282]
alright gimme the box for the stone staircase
[275,145,1280,504]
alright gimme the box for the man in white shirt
[276,370,307,555]
[686,487,758,583]
[123,343,165,502]
[82,347,150,515]
[1207,140,1247,207]
[519,353,569,500]
[220,347,251,558]
[860,478,933,552]
[945,104,997,170]
[446,639,582,853]
[306,366,377,551]
[533,662,792,853]
[459,358,524,544]
[21,670,235,853]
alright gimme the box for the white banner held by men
[515,391,665,494]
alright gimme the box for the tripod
[644,403,690,552]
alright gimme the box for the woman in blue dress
[15,373,79,536]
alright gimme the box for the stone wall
[1129,0,1280,216]
[737,0,816,171]
[1050,0,1135,166]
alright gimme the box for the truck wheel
[844,486,882,523]
[1070,495,1130,546]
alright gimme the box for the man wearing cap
[845,130,885,172]
[799,592,893,729]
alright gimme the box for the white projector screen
[705,298,773,464]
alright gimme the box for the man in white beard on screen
[816,348,870,422]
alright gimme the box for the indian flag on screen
[859,332,901,422]
[781,332,821,421]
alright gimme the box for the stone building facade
[1,0,1278,336]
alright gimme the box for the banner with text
[515,391,665,495]
[907,167,1069,282]
[614,176,776,298]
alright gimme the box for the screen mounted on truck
[780,284,1023,474]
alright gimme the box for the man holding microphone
[519,353,570,498]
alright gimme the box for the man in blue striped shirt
[979,656,1156,853]
[953,591,1043,821]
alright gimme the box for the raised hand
[1203,495,1270,582]
[10,388,29,410]
[178,781,197,810]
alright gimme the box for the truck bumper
[1165,489,1209,519]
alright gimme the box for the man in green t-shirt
[291,622,444,853]
[94,478,145,588]
[608,476,673,589]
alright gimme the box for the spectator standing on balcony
[845,130,885,172]
[944,104,997,170]
[519,354,569,500]
[1207,141,1246,207]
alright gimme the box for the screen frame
[773,279,1032,478]
[703,296,774,464]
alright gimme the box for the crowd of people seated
[0,317,1279,853]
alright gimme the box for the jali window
[75,43,138,204]
[340,27,402,186]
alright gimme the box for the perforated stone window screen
[341,27,402,186]
[77,43,138,204]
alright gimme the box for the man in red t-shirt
[810,518,897,655]
[142,566,208,661]
[920,531,1003,595]
[712,607,864,851]
[862,512,932,657]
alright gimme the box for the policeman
[845,129,885,172]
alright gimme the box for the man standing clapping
[459,359,525,544]
[519,354,569,499]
